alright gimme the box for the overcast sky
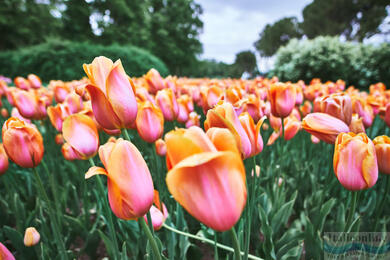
[196,0,312,64]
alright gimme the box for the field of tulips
[0,56,390,259]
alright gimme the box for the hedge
[0,39,169,82]
[270,36,390,89]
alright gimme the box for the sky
[196,0,313,67]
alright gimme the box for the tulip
[64,92,84,114]
[283,117,301,141]
[165,126,246,231]
[24,227,40,247]
[0,144,9,175]
[349,114,365,134]
[311,135,320,144]
[155,139,167,156]
[373,136,390,175]
[12,90,47,119]
[136,101,164,143]
[269,114,282,131]
[155,88,179,121]
[238,113,266,158]
[185,112,200,128]
[83,56,138,130]
[27,74,42,89]
[205,102,252,158]
[14,76,30,90]
[268,83,296,118]
[316,93,352,125]
[47,103,71,132]
[1,108,8,118]
[61,114,99,160]
[206,127,241,155]
[302,113,349,144]
[2,117,44,168]
[55,134,64,145]
[85,138,154,220]
[11,108,31,123]
[144,68,165,94]
[333,132,378,190]
[267,131,279,146]
[143,191,168,231]
[300,100,312,117]
[385,103,390,128]
[0,242,15,260]
[53,84,71,103]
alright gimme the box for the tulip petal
[85,166,108,179]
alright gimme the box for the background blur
[0,0,389,88]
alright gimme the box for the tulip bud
[155,88,179,121]
[136,101,164,143]
[373,136,390,175]
[0,144,9,175]
[27,74,42,89]
[143,190,169,231]
[333,132,378,190]
[2,117,44,168]
[23,227,40,247]
[1,108,8,118]
[155,139,167,156]
[268,83,296,118]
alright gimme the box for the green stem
[374,175,390,231]
[162,224,262,260]
[230,228,242,260]
[41,160,61,228]
[345,191,358,232]
[89,158,120,260]
[139,217,162,260]
[122,128,131,141]
[281,117,285,141]
[32,167,67,260]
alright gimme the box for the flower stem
[139,217,162,260]
[88,158,120,260]
[122,128,131,141]
[41,160,61,227]
[32,167,67,260]
[345,191,358,232]
[374,175,390,231]
[162,224,263,260]
[230,228,242,260]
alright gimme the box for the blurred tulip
[53,84,71,103]
[155,138,167,156]
[300,101,312,117]
[84,56,138,130]
[283,117,301,140]
[12,90,47,119]
[143,190,168,231]
[385,103,390,128]
[239,113,266,158]
[62,114,99,160]
[55,134,64,145]
[373,136,390,174]
[85,138,154,220]
[206,127,240,155]
[155,88,179,121]
[14,77,30,90]
[269,114,282,131]
[316,93,352,125]
[0,242,15,260]
[24,227,40,247]
[302,113,349,144]
[268,83,296,118]
[47,103,71,132]
[11,107,31,123]
[2,117,44,168]
[267,131,279,146]
[136,101,164,143]
[64,92,84,114]
[0,144,9,175]
[311,134,320,144]
[1,108,8,118]
[334,132,378,190]
[185,112,200,128]
[144,68,165,94]
[27,74,42,89]
[165,126,246,231]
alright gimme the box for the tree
[0,0,61,50]
[61,0,94,41]
[254,17,302,57]
[301,0,389,41]
[232,51,258,78]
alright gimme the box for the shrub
[0,39,169,82]
[270,36,390,89]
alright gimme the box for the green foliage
[0,39,168,82]
[183,59,234,78]
[270,36,390,89]
[254,17,303,57]
[231,50,258,78]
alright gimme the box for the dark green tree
[254,17,302,57]
[232,50,258,77]
[301,0,389,41]
[61,0,94,41]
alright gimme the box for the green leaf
[271,191,297,233]
[98,230,115,259]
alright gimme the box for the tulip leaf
[316,198,336,232]
[258,206,276,259]
[271,191,297,233]
[97,229,115,259]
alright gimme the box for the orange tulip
[83,56,138,130]
[136,101,164,143]
[0,242,15,260]
[283,117,301,141]
[23,227,40,247]
[165,126,246,231]
[55,134,64,145]
[85,138,154,220]
[53,83,71,103]
[315,93,352,125]
[2,117,44,168]
[302,113,349,144]
[144,68,165,94]
[185,112,200,128]
[62,114,99,160]
[349,114,365,134]
[155,88,179,121]
[12,90,47,119]
[14,76,30,90]
[299,100,312,117]
[64,92,84,114]
[47,103,71,132]
[373,136,390,174]
[238,113,266,158]
[334,132,378,190]
[268,83,296,118]
[1,108,8,118]
[0,144,9,175]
